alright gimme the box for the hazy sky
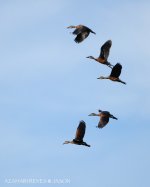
[0,0,150,187]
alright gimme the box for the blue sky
[0,0,150,186]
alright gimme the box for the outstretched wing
[110,63,122,78]
[75,121,86,141]
[74,31,89,43]
[99,40,112,60]
[98,116,109,128]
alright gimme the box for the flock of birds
[63,24,126,147]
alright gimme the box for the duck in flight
[89,109,118,128]
[67,24,96,43]
[63,120,90,147]
[97,63,126,84]
[87,40,113,68]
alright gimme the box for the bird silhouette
[87,40,113,68]
[63,120,90,147]
[89,109,118,128]
[97,63,126,84]
[67,24,96,43]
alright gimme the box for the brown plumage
[97,63,126,84]
[63,120,90,147]
[89,110,118,128]
[87,40,113,68]
[67,24,96,43]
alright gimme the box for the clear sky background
[0,0,150,187]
